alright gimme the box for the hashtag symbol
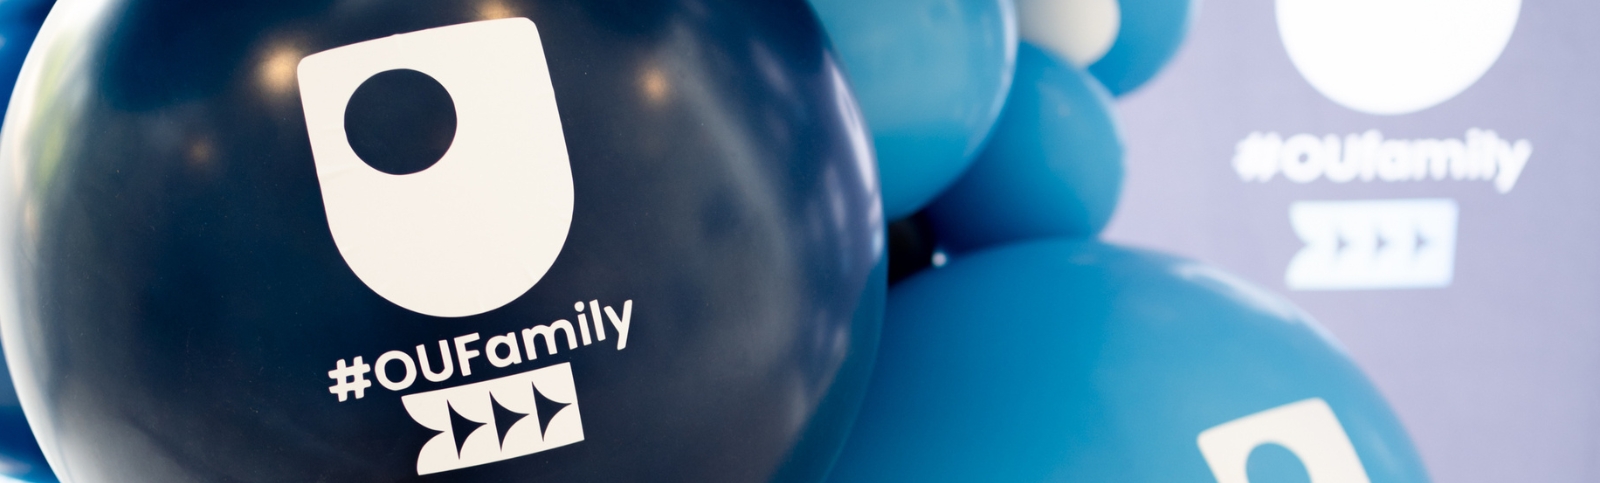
[327,357,372,402]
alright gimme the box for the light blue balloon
[826,239,1430,483]
[926,44,1122,252]
[1090,0,1196,96]
[809,0,1017,221]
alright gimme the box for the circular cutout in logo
[344,69,458,176]
[1276,0,1521,115]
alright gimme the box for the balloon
[1016,0,1121,67]
[0,2,884,481]
[1091,0,1195,96]
[1018,0,1195,96]
[809,0,1017,221]
[827,239,1431,483]
[0,1,55,482]
[926,44,1123,253]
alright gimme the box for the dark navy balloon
[0,1,883,482]
[0,1,55,482]
[827,240,1430,483]
[927,44,1123,253]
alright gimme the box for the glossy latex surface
[0,1,884,481]
[0,1,55,482]
[1089,0,1194,96]
[809,0,1016,221]
[928,44,1123,252]
[827,240,1430,483]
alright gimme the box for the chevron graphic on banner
[1286,199,1459,290]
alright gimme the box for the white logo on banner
[299,18,575,318]
[1286,199,1458,291]
[402,363,584,475]
[1197,398,1372,483]
[1276,0,1521,115]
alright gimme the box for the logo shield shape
[1197,398,1373,483]
[298,18,575,318]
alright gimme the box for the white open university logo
[403,362,585,475]
[1197,398,1372,483]
[298,18,575,318]
[1276,0,1521,115]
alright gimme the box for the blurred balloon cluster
[809,1,1435,482]
[0,1,1437,481]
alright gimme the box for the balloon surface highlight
[928,44,1123,252]
[810,0,1018,220]
[826,239,1431,483]
[0,2,884,481]
[0,1,56,481]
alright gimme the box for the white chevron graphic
[1286,199,1458,290]
[402,363,584,475]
